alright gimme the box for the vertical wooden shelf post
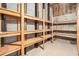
[20,3,25,56]
[43,19,45,49]
[52,7,54,42]
[77,4,79,55]
[52,15,53,42]
[17,3,21,55]
[50,6,54,42]
[0,3,1,47]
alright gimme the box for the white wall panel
[49,7,53,21]
[43,9,46,19]
[26,20,35,31]
[38,3,43,19]
[26,3,35,16]
[45,3,48,19]
[6,3,17,11]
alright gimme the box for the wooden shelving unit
[77,4,79,55]
[0,3,53,56]
[0,32,20,38]
[50,3,79,55]
[53,19,77,38]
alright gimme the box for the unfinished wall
[53,3,77,40]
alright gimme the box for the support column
[17,3,21,56]
[77,3,79,55]
[43,19,45,49]
[20,3,25,56]
[0,3,1,47]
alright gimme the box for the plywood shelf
[45,20,52,24]
[0,30,43,38]
[0,8,20,17]
[24,30,43,34]
[53,29,77,32]
[53,20,76,25]
[9,37,43,47]
[54,32,76,39]
[25,15,53,24]
[25,15,43,22]
[41,34,52,40]
[46,29,52,31]
[0,45,20,56]
[0,32,20,38]
[24,37,43,47]
[0,29,52,38]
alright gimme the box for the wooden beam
[0,8,20,17]
[43,18,45,49]
[77,3,79,55]
[0,45,20,56]
[17,3,21,56]
[51,8,53,42]
[20,3,25,56]
[0,3,2,47]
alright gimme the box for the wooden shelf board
[46,29,52,31]
[24,15,43,22]
[54,32,76,39]
[0,32,20,38]
[0,8,20,17]
[45,20,52,24]
[24,30,43,34]
[0,45,20,56]
[24,29,52,34]
[41,34,52,40]
[24,37,43,47]
[53,29,77,32]
[0,30,52,38]
[53,20,76,25]
[45,34,52,39]
[25,15,52,24]
[9,37,43,47]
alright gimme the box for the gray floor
[27,39,78,56]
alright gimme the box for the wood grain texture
[77,4,79,55]
[20,3,24,56]
[0,3,53,56]
[0,3,2,47]
[17,3,21,56]
[0,45,20,56]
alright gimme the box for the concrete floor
[27,39,78,56]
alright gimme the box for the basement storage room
[0,3,79,56]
